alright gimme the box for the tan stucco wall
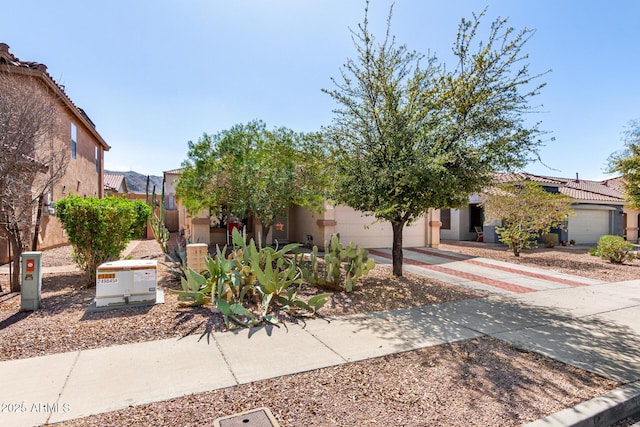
[0,71,108,263]
[289,204,335,250]
[41,106,105,250]
[290,205,316,246]
[165,210,179,233]
[624,208,640,243]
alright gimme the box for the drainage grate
[214,407,280,427]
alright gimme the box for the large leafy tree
[324,3,549,276]
[482,181,574,256]
[607,119,640,208]
[176,120,330,244]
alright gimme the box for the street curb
[522,381,640,427]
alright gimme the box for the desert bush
[592,235,635,264]
[131,199,152,239]
[483,182,574,256]
[541,233,559,248]
[56,195,151,286]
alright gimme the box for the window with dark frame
[440,208,451,230]
[71,123,77,159]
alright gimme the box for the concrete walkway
[1,246,640,426]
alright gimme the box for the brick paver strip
[407,248,589,287]
[369,249,535,294]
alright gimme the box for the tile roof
[103,173,126,192]
[601,177,625,192]
[495,172,625,203]
[494,172,565,185]
[0,43,109,150]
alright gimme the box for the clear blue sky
[4,1,640,180]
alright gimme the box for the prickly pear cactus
[299,234,375,292]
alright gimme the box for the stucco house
[163,168,441,250]
[441,172,636,245]
[0,43,109,262]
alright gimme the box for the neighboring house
[163,168,441,249]
[441,172,635,245]
[103,173,129,196]
[601,176,640,242]
[162,169,181,233]
[0,43,110,262]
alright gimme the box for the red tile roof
[495,172,624,203]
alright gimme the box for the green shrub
[593,235,635,264]
[56,195,151,286]
[131,199,152,239]
[541,233,559,248]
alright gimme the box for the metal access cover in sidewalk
[214,407,280,427]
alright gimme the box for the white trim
[571,204,618,211]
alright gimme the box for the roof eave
[0,63,110,152]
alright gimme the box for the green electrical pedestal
[21,251,43,311]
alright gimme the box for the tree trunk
[9,233,22,293]
[391,220,405,277]
[260,222,271,247]
[31,194,44,251]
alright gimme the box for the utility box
[95,260,158,307]
[21,251,43,311]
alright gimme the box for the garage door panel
[568,210,610,244]
[334,206,426,248]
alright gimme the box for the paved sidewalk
[1,246,639,426]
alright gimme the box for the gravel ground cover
[1,238,634,426]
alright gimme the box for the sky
[3,1,640,180]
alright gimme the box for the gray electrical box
[21,251,43,311]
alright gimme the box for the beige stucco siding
[41,106,104,250]
[289,205,326,247]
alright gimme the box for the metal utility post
[20,251,42,310]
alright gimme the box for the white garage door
[334,206,426,248]
[568,209,611,244]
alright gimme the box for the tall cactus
[146,176,170,254]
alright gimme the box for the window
[71,123,77,159]
[440,208,451,230]
[95,147,100,173]
[164,194,177,210]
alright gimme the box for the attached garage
[567,207,614,244]
[333,206,427,248]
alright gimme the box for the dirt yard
[1,238,633,426]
